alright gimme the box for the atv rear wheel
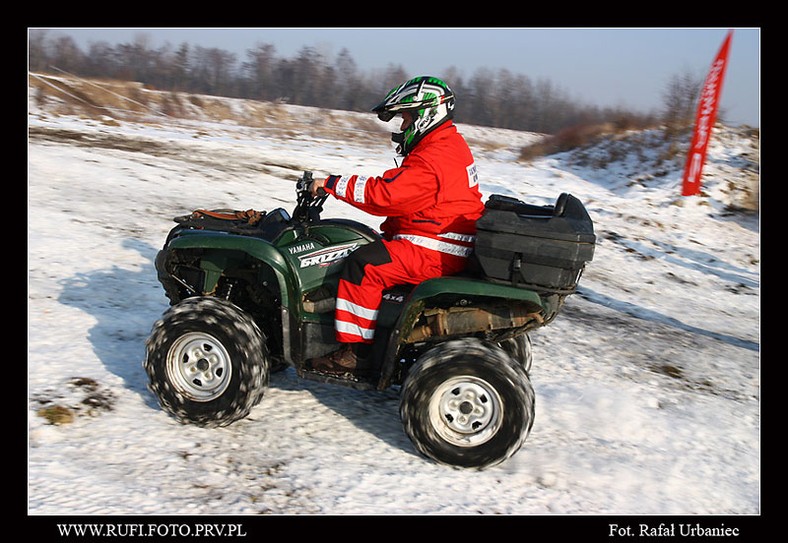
[144,297,269,427]
[399,338,535,469]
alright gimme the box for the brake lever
[297,171,313,193]
[296,171,327,197]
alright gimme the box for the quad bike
[144,171,595,469]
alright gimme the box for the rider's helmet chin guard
[371,76,456,156]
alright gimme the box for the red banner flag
[681,30,734,196]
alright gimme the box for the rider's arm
[321,159,439,217]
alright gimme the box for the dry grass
[29,72,389,143]
[32,376,116,425]
[518,122,620,162]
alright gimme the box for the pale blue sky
[38,27,760,127]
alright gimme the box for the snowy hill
[28,75,760,529]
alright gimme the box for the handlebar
[293,170,328,223]
[296,171,325,196]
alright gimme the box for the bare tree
[49,35,84,74]
[242,43,278,101]
[28,29,50,71]
[169,43,192,92]
[661,69,702,134]
[191,46,238,96]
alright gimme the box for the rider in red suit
[309,76,484,375]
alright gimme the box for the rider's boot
[309,343,373,377]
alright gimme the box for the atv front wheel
[399,338,535,469]
[498,332,533,374]
[144,297,269,427]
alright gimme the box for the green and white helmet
[372,76,456,156]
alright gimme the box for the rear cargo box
[474,193,596,292]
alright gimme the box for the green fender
[408,276,546,305]
[376,275,550,389]
[164,232,295,307]
[396,276,547,336]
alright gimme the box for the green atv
[144,171,595,469]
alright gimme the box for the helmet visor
[377,111,396,122]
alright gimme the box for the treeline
[29,30,661,135]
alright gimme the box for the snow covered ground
[28,86,760,531]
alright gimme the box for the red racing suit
[322,121,484,344]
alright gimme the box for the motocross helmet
[372,76,455,156]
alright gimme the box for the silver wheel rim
[428,376,503,447]
[166,332,232,402]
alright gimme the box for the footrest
[296,367,378,391]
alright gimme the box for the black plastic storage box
[474,193,596,292]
